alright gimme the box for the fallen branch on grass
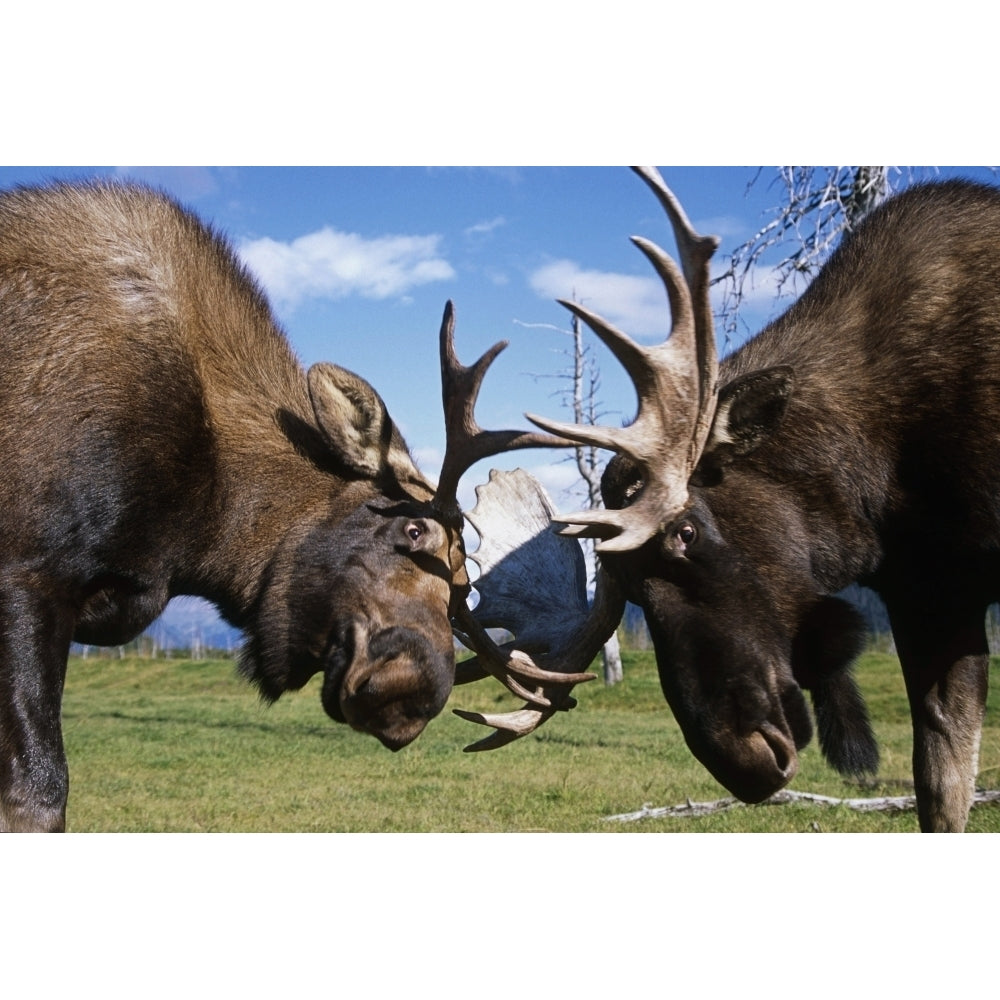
[602,788,1000,823]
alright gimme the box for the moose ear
[702,366,793,467]
[307,363,397,478]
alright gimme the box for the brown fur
[602,180,1000,831]
[0,180,463,831]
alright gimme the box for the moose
[0,179,582,832]
[513,166,1000,833]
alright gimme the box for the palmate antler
[432,303,624,750]
[527,166,722,552]
[453,468,625,750]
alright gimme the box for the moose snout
[326,623,454,751]
[692,722,799,805]
[740,725,799,801]
[681,676,811,804]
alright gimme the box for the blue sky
[4,165,995,516]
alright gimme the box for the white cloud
[464,216,506,238]
[412,445,443,483]
[695,214,750,242]
[238,227,455,309]
[520,460,589,509]
[529,255,793,342]
[529,259,671,340]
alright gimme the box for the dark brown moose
[0,180,574,832]
[527,166,1000,832]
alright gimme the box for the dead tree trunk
[566,311,623,684]
[518,305,624,684]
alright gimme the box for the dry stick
[602,788,1000,823]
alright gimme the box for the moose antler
[453,468,625,751]
[431,303,624,749]
[432,303,594,682]
[526,166,721,553]
[432,301,564,527]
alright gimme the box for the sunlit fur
[0,181,464,831]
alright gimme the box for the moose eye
[675,521,697,549]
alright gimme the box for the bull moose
[516,167,1000,833]
[0,179,580,832]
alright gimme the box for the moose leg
[887,600,988,833]
[0,584,74,832]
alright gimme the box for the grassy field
[59,648,1000,832]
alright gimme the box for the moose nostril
[330,624,454,752]
[759,722,797,779]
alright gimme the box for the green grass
[59,649,1000,832]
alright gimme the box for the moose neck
[720,306,897,593]
[722,218,1000,597]
[175,317,372,626]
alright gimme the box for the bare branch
[714,167,915,346]
[516,299,619,511]
[516,294,626,684]
[603,788,1000,823]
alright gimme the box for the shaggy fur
[603,181,1000,832]
[0,181,463,831]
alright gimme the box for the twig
[602,788,1000,823]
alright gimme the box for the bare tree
[715,167,910,343]
[565,309,623,684]
[518,303,624,684]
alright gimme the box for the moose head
[238,300,596,753]
[518,167,877,802]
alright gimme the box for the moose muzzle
[322,620,454,751]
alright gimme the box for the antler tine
[628,167,720,462]
[453,705,565,752]
[630,166,719,287]
[452,601,597,702]
[526,296,695,466]
[454,567,624,750]
[525,168,721,553]
[631,167,720,443]
[433,300,570,522]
